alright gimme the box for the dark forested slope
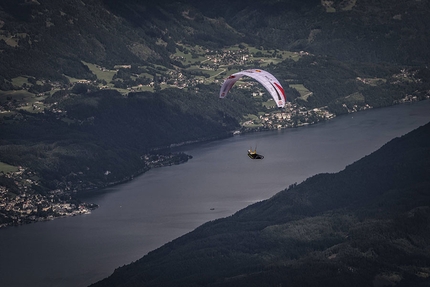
[92,121,430,287]
[0,0,244,81]
[0,85,254,192]
[1,0,429,82]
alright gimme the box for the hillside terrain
[91,121,430,287]
[0,0,430,227]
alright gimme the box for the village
[0,194,93,228]
[0,166,96,228]
[247,103,336,130]
[0,152,195,228]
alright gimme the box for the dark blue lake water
[0,100,429,287]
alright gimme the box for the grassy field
[65,75,88,84]
[243,113,260,121]
[242,113,263,128]
[0,34,19,47]
[0,89,46,112]
[341,0,357,11]
[290,84,312,101]
[247,45,302,62]
[344,92,365,103]
[174,48,207,65]
[83,61,116,84]
[0,162,18,173]
[11,76,44,88]
[11,76,30,87]
[360,77,387,86]
[262,99,277,108]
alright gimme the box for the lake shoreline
[1,98,428,230]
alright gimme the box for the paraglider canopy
[219,69,286,108]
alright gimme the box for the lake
[0,100,429,287]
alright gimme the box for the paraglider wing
[219,69,286,108]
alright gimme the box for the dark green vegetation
[0,0,430,225]
[91,121,430,287]
[1,0,429,83]
[1,88,250,189]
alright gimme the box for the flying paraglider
[219,69,286,108]
[248,147,264,160]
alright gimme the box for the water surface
[0,101,429,287]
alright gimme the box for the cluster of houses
[242,102,336,130]
[201,48,250,70]
[0,152,192,228]
[0,167,93,228]
[147,48,252,90]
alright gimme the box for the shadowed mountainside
[92,121,430,287]
[1,0,430,82]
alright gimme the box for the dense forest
[1,0,430,82]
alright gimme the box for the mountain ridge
[1,0,429,82]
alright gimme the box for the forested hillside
[1,0,430,227]
[1,0,430,83]
[91,122,430,287]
